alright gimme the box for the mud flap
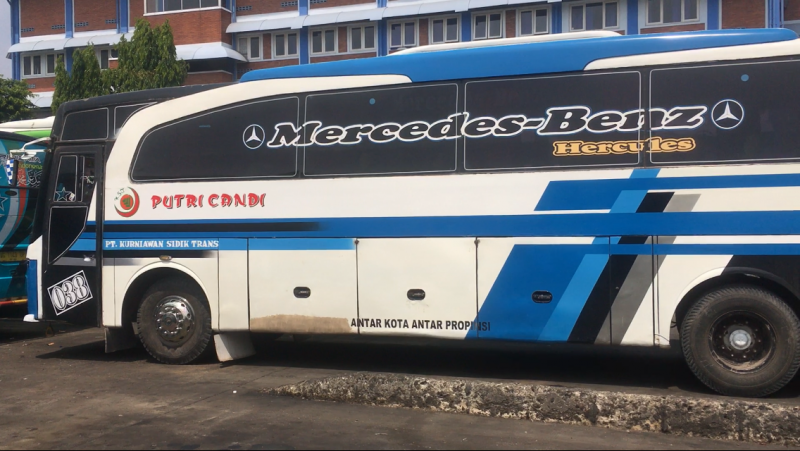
[214,332,256,362]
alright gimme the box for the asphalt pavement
[0,321,798,450]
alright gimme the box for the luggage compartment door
[248,238,358,334]
[356,238,478,338]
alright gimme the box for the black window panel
[304,85,458,176]
[62,109,109,141]
[132,97,299,181]
[464,72,641,170]
[80,156,96,202]
[48,207,88,263]
[650,60,800,164]
[114,104,151,132]
[54,155,78,202]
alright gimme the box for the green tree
[104,19,188,93]
[0,76,35,123]
[51,47,106,114]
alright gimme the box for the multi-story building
[5,0,800,112]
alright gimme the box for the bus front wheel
[136,278,213,365]
[681,285,800,397]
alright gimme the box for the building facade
[5,0,800,110]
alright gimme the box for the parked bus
[26,29,800,397]
[0,132,47,317]
[0,117,54,139]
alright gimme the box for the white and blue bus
[27,28,800,397]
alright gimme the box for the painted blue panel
[300,28,309,65]
[707,0,720,30]
[240,29,796,83]
[627,0,638,35]
[610,243,652,255]
[27,260,38,317]
[65,0,74,38]
[249,238,355,250]
[535,173,800,212]
[70,239,96,252]
[378,21,388,57]
[461,11,471,42]
[654,243,800,255]
[219,238,247,251]
[538,253,609,341]
[551,2,562,34]
[299,0,308,15]
[478,241,608,341]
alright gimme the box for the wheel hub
[155,296,194,344]
[709,312,775,373]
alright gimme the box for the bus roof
[240,29,799,84]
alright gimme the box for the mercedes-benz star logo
[243,124,266,149]
[711,100,745,130]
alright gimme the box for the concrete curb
[266,373,800,446]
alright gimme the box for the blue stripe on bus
[249,238,356,251]
[535,173,800,211]
[26,260,37,318]
[538,253,609,342]
[219,239,248,251]
[103,211,800,239]
[70,239,96,251]
[241,29,796,84]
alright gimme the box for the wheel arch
[119,263,212,335]
[673,268,800,333]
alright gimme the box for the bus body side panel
[218,239,249,331]
[248,238,358,334]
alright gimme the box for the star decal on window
[54,188,74,202]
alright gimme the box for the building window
[100,50,110,69]
[146,0,226,14]
[519,8,549,35]
[23,52,62,77]
[273,32,298,58]
[570,1,618,30]
[647,0,698,25]
[311,28,337,54]
[349,25,376,52]
[473,12,503,40]
[389,20,417,49]
[238,35,262,60]
[430,16,459,44]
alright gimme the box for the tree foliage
[104,20,188,93]
[51,47,106,114]
[0,76,35,123]
[52,19,187,113]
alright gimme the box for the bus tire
[136,278,213,365]
[681,285,800,397]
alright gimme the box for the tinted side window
[464,72,641,170]
[650,60,800,164]
[303,84,458,176]
[62,109,109,141]
[114,104,152,134]
[132,97,299,181]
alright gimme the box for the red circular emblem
[115,187,140,217]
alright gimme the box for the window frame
[645,0,700,26]
[272,31,300,59]
[310,27,338,55]
[517,6,550,36]
[347,24,377,53]
[569,1,620,31]
[387,19,418,50]
[237,34,263,61]
[429,15,461,44]
[22,52,63,78]
[144,0,230,15]
[472,11,505,41]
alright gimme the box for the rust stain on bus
[250,315,352,334]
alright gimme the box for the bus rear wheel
[681,285,800,397]
[136,278,213,365]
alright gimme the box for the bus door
[40,146,101,326]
